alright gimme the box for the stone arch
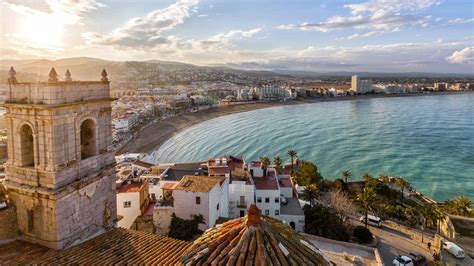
[80,119,97,159]
[18,123,35,167]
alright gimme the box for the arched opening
[80,119,96,159]
[289,221,296,230]
[19,124,35,167]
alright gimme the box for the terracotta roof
[0,228,191,265]
[116,180,144,193]
[253,175,279,190]
[161,182,178,190]
[133,160,155,168]
[208,166,230,176]
[174,175,226,193]
[279,175,293,188]
[178,204,331,265]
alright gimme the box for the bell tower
[1,67,117,249]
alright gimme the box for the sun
[20,12,64,49]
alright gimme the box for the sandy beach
[117,91,473,155]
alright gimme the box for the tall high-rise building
[1,67,117,249]
[351,75,372,94]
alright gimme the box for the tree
[287,149,297,173]
[396,177,410,200]
[260,156,270,167]
[302,184,320,207]
[168,214,204,241]
[445,196,473,217]
[342,170,352,184]
[273,156,282,169]
[303,203,349,242]
[357,187,377,228]
[321,189,358,226]
[295,161,323,186]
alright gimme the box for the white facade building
[352,75,373,94]
[173,175,229,230]
[116,180,149,229]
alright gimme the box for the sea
[147,94,474,201]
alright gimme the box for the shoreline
[117,90,474,155]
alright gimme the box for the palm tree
[260,156,271,167]
[446,196,472,217]
[302,184,319,207]
[357,187,377,228]
[342,170,352,184]
[287,149,297,173]
[396,177,410,200]
[273,156,282,169]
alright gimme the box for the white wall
[280,187,293,198]
[174,190,210,228]
[228,181,255,218]
[117,192,140,229]
[256,189,280,217]
[279,214,305,232]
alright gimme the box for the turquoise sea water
[148,94,474,201]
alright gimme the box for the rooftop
[132,160,155,168]
[178,204,330,265]
[0,228,190,264]
[278,175,293,188]
[280,198,305,216]
[116,180,144,193]
[162,162,206,181]
[174,175,226,193]
[253,174,279,190]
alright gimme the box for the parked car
[359,214,383,228]
[407,252,426,265]
[443,241,465,259]
[393,255,414,266]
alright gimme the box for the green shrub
[353,226,373,243]
[168,213,204,241]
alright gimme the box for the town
[0,68,472,265]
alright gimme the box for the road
[364,222,433,265]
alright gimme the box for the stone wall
[0,206,18,242]
[7,168,117,249]
[4,82,110,105]
[153,207,174,236]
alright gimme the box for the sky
[1,0,473,73]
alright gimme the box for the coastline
[117,90,474,155]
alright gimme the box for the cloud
[85,0,199,48]
[446,47,474,64]
[3,0,103,25]
[446,18,474,25]
[277,0,439,35]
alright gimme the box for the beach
[117,91,473,155]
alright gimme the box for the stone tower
[1,67,117,249]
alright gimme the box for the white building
[131,160,154,177]
[116,179,150,229]
[173,175,229,230]
[250,84,296,101]
[351,75,373,94]
[113,118,130,133]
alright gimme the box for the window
[151,193,156,200]
[217,203,219,210]
[240,196,245,204]
[123,201,131,208]
[265,197,270,203]
[265,210,269,215]
[19,124,35,167]
[257,197,262,203]
[27,210,34,233]
[275,197,279,203]
[275,210,279,215]
[80,119,97,159]
[196,197,201,204]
